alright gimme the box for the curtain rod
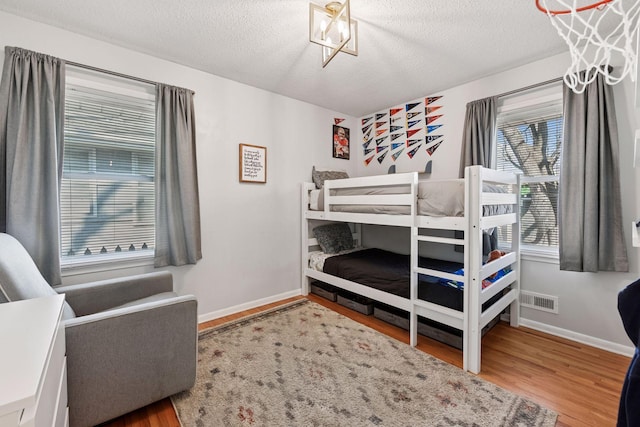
[65,59,195,95]
[496,76,563,99]
[66,60,157,86]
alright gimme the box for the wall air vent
[520,290,558,314]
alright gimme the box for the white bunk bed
[300,165,521,374]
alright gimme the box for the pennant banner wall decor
[426,124,443,133]
[426,141,442,156]
[377,151,389,163]
[392,149,404,161]
[406,128,421,138]
[426,115,443,124]
[334,118,345,125]
[376,136,389,146]
[407,145,422,158]
[406,102,420,112]
[362,95,444,168]
[426,105,442,115]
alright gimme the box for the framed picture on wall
[333,125,350,160]
[239,143,267,183]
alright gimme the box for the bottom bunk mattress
[320,247,467,311]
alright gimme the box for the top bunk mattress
[310,179,510,217]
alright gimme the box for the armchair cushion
[55,271,174,316]
[0,233,75,319]
[106,291,178,311]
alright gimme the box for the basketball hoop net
[537,0,640,93]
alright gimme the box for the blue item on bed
[438,267,510,290]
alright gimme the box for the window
[60,67,156,267]
[495,84,563,256]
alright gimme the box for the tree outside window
[496,106,562,252]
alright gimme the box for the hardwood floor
[102,295,630,427]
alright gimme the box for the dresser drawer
[53,361,67,427]
[0,411,21,427]
[21,319,66,427]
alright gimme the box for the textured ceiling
[0,0,569,116]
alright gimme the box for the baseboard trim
[520,318,635,357]
[198,289,302,324]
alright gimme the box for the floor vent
[520,290,558,314]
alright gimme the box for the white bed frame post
[300,182,313,295]
[510,173,522,327]
[410,225,418,347]
[409,174,419,347]
[465,166,483,374]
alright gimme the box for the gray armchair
[0,233,197,427]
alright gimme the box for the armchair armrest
[63,295,197,427]
[55,271,173,316]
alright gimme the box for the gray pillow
[312,166,349,189]
[313,223,354,254]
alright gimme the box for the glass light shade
[309,1,358,67]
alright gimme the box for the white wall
[2,11,637,353]
[0,11,358,320]
[357,53,640,353]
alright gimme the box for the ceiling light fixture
[309,1,358,67]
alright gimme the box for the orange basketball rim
[536,0,613,15]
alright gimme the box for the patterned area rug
[172,300,557,426]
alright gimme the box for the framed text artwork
[333,125,350,160]
[239,143,267,183]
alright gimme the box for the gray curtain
[0,47,65,284]
[457,96,497,253]
[154,84,202,267]
[459,96,497,177]
[559,73,628,272]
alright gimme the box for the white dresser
[0,295,68,427]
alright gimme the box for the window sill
[499,243,559,264]
[520,248,559,265]
[61,251,154,277]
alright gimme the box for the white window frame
[60,67,156,274]
[495,82,563,262]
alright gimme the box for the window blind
[495,98,562,250]
[61,70,156,264]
